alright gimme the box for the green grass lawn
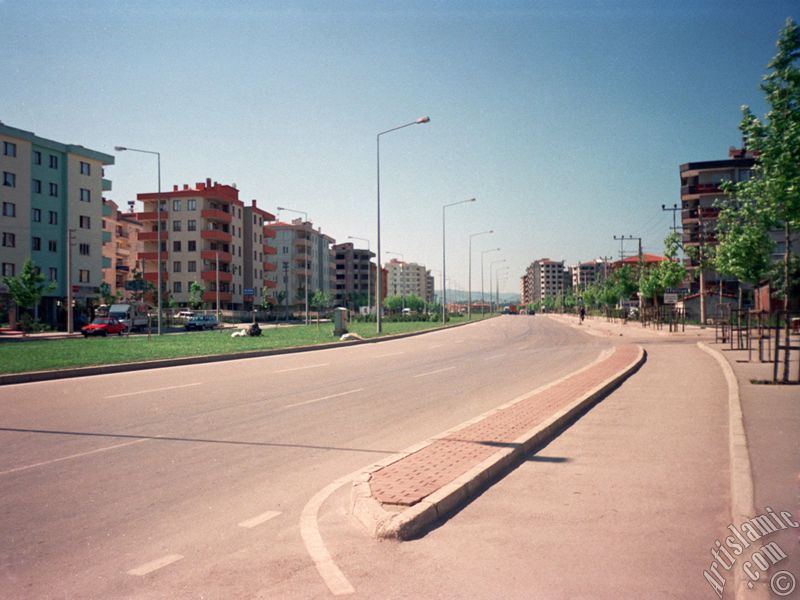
[0,315,486,374]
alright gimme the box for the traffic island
[351,344,646,540]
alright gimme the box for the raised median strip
[351,343,646,540]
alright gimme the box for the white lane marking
[127,554,184,576]
[275,363,329,373]
[413,366,457,378]
[376,351,405,358]
[282,389,364,410]
[238,510,282,529]
[428,344,444,349]
[0,438,151,476]
[106,383,202,399]
[301,473,357,596]
[485,353,507,361]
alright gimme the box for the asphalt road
[0,316,609,599]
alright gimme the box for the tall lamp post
[468,229,493,319]
[376,116,430,333]
[277,206,310,325]
[496,266,510,311]
[347,236,372,316]
[442,198,476,323]
[481,248,500,316]
[114,145,163,335]
[489,259,506,313]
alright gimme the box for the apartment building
[101,199,142,299]
[332,242,375,309]
[524,258,568,304]
[136,179,276,311]
[570,259,608,292]
[385,259,434,303]
[264,219,335,314]
[0,122,114,327]
[680,147,755,291]
[243,200,277,309]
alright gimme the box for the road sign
[664,293,678,305]
[243,288,254,296]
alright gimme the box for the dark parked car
[184,314,219,331]
[81,317,128,337]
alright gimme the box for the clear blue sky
[1,1,795,294]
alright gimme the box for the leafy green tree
[1,258,55,328]
[188,281,205,309]
[310,290,333,327]
[715,198,772,292]
[383,295,404,313]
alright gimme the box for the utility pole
[599,255,613,282]
[613,235,643,312]
[282,261,289,322]
[661,203,681,233]
[66,229,75,333]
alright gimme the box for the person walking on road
[579,306,586,324]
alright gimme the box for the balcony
[137,251,169,261]
[143,271,168,282]
[201,229,232,243]
[102,178,113,192]
[264,280,278,289]
[682,207,720,222]
[202,291,232,302]
[201,208,232,224]
[263,228,276,238]
[263,244,277,255]
[681,183,723,197]
[200,250,232,263]
[201,270,233,283]
[137,211,169,222]
[139,231,169,241]
[263,262,277,272]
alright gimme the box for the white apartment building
[385,259,434,303]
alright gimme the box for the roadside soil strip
[351,343,645,539]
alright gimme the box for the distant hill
[441,289,520,304]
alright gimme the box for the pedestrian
[579,306,586,324]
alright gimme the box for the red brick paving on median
[369,344,639,506]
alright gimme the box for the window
[2,202,15,217]
[187,260,196,272]
[80,161,91,175]
[79,243,90,256]
[173,281,182,293]
[49,183,58,197]
[2,232,15,247]
[187,219,196,231]
[49,211,58,225]
[32,208,41,222]
[173,240,181,252]
[2,172,15,187]
[49,155,58,169]
[48,240,57,252]
[187,199,196,211]
[33,150,42,165]
[172,220,181,232]
[48,267,57,281]
[80,188,91,202]
[79,215,90,229]
[32,237,41,251]
[188,240,196,252]
[3,142,16,157]
[172,199,181,211]
[32,179,42,194]
[173,261,181,273]
[2,263,14,277]
[79,269,90,283]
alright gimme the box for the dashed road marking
[127,554,184,576]
[376,351,405,358]
[106,383,202,399]
[238,510,282,529]
[485,353,507,361]
[0,438,151,476]
[282,389,364,410]
[413,366,456,378]
[275,363,329,373]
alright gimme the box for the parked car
[81,317,128,337]
[176,310,196,320]
[184,314,219,331]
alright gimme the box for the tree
[310,290,332,327]
[188,281,205,310]
[722,18,800,312]
[1,258,55,330]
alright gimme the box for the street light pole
[115,146,163,335]
[489,259,506,313]
[277,206,310,325]
[442,198,476,323]
[481,248,500,316]
[468,229,493,319]
[347,235,371,317]
[496,266,510,311]
[376,116,430,333]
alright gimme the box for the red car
[81,317,128,337]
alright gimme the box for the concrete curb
[697,343,769,600]
[0,317,495,386]
[351,344,646,540]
